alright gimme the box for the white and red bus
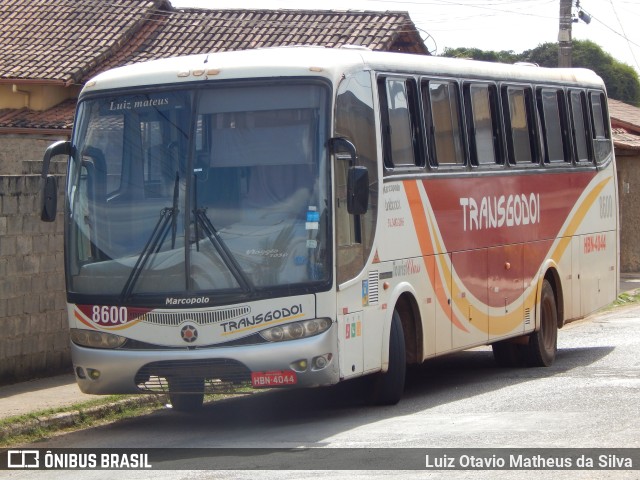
[41,47,618,411]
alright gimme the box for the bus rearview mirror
[41,140,71,222]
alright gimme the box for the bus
[41,46,618,411]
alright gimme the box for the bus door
[334,70,381,379]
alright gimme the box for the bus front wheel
[168,376,205,412]
[369,309,406,406]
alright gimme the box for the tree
[441,47,520,64]
[441,41,640,106]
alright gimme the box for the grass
[0,387,256,447]
[612,288,640,307]
[0,394,167,447]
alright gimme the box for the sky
[170,0,640,74]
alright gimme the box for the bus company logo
[180,324,198,343]
[459,192,540,231]
[221,304,304,333]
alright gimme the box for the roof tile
[0,1,427,130]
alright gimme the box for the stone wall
[0,168,68,384]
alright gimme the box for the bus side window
[537,88,570,164]
[464,83,503,166]
[502,85,537,165]
[569,90,592,163]
[589,91,612,164]
[378,76,422,169]
[422,79,465,167]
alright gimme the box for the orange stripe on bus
[404,179,468,332]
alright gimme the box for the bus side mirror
[41,140,71,222]
[41,176,58,222]
[329,137,369,215]
[347,166,369,215]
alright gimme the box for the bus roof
[82,46,606,94]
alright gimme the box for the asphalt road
[6,303,640,479]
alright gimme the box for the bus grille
[135,359,252,394]
[140,306,251,326]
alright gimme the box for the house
[609,98,640,273]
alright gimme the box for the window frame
[588,89,613,165]
[568,89,593,165]
[501,83,539,167]
[536,86,571,165]
[377,75,424,172]
[463,81,505,169]
[420,77,467,170]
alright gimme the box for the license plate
[251,370,297,388]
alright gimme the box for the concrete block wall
[0,134,67,175]
[0,173,68,384]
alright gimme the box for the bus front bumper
[71,324,339,395]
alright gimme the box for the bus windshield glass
[66,81,331,302]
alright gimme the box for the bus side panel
[452,249,488,349]
[579,230,618,315]
[433,253,452,355]
[488,243,525,341]
[570,236,582,320]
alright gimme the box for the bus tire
[370,310,406,406]
[527,279,558,367]
[168,376,205,412]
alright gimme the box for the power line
[606,0,639,70]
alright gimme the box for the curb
[0,395,166,443]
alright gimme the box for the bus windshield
[66,81,331,302]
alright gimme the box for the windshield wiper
[120,172,180,302]
[193,176,253,293]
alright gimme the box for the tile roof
[612,127,640,152]
[609,98,640,134]
[0,98,75,132]
[0,1,426,131]
[87,8,428,80]
[0,1,426,85]
[609,99,640,152]
[0,0,166,85]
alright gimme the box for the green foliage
[441,41,640,106]
[441,47,520,64]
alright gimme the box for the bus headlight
[70,328,127,349]
[259,318,332,342]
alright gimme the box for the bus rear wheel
[369,310,406,406]
[491,279,558,368]
[526,279,558,367]
[168,376,205,412]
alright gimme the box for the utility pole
[558,0,573,67]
